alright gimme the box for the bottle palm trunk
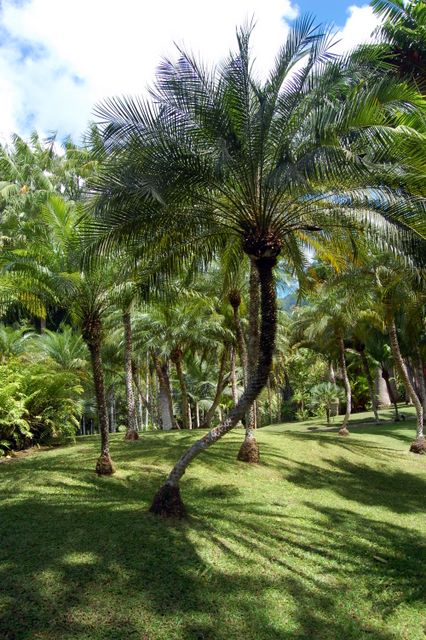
[149,255,278,517]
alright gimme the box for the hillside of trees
[0,0,424,519]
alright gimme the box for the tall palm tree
[1,194,118,473]
[90,19,426,515]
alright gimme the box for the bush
[23,362,84,444]
[0,361,32,454]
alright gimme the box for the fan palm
[90,19,426,515]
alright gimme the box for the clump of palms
[89,15,426,515]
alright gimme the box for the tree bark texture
[82,313,115,474]
[245,257,260,432]
[171,347,189,429]
[154,355,175,431]
[230,346,238,406]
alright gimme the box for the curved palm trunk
[200,348,228,429]
[171,347,189,429]
[238,258,260,462]
[387,314,425,452]
[123,311,139,440]
[153,355,175,431]
[359,348,380,424]
[338,334,351,436]
[83,315,115,475]
[150,255,278,517]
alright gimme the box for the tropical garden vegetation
[0,1,425,637]
[0,0,425,507]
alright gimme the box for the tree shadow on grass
[1,429,425,639]
[2,486,425,640]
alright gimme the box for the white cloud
[0,0,298,140]
[0,1,379,142]
[333,5,379,54]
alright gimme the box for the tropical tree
[309,382,345,425]
[370,0,426,90]
[1,193,118,472]
[90,19,426,515]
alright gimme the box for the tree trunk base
[125,430,139,441]
[409,437,426,454]
[237,436,260,463]
[95,453,116,475]
[149,483,187,518]
[338,427,350,437]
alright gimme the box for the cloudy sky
[0,1,378,143]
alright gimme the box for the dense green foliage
[0,2,423,474]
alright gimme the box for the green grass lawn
[1,408,425,640]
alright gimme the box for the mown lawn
[0,408,425,640]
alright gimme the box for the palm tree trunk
[338,334,351,436]
[83,315,115,475]
[267,378,273,424]
[200,348,228,428]
[230,346,238,405]
[171,347,189,429]
[381,365,400,420]
[195,401,200,428]
[387,314,425,452]
[123,311,139,440]
[131,360,151,411]
[329,361,336,384]
[153,355,175,431]
[238,258,260,462]
[359,348,380,424]
[415,347,426,418]
[150,255,278,517]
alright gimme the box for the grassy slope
[0,408,425,640]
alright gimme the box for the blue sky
[0,1,377,141]
[295,1,361,26]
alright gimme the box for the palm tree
[309,382,345,425]
[370,0,426,90]
[373,259,425,451]
[1,194,118,473]
[293,287,354,435]
[90,19,426,515]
